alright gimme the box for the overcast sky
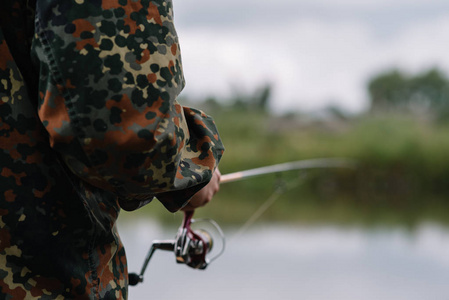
[173,0,449,113]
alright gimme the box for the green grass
[122,108,449,227]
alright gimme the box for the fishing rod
[220,157,355,184]
[129,157,355,286]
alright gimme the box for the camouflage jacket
[0,0,223,298]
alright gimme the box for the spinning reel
[129,210,225,286]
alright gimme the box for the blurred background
[120,1,449,299]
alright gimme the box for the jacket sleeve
[31,0,224,212]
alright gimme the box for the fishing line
[229,173,307,243]
[221,158,356,243]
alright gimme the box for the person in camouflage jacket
[0,0,224,298]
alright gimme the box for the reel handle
[128,240,175,286]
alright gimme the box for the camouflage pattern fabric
[0,0,224,298]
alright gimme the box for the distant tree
[367,68,449,120]
[254,84,271,112]
[325,105,348,121]
[230,83,273,113]
[408,69,449,111]
[202,96,222,112]
[368,70,409,112]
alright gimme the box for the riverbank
[122,110,449,227]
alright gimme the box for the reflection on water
[118,219,449,300]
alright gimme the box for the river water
[118,219,449,300]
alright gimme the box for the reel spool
[129,211,225,286]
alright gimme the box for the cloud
[178,20,370,112]
[175,0,449,29]
[175,2,449,113]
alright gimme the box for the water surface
[118,220,449,300]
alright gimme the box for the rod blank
[220,158,356,184]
